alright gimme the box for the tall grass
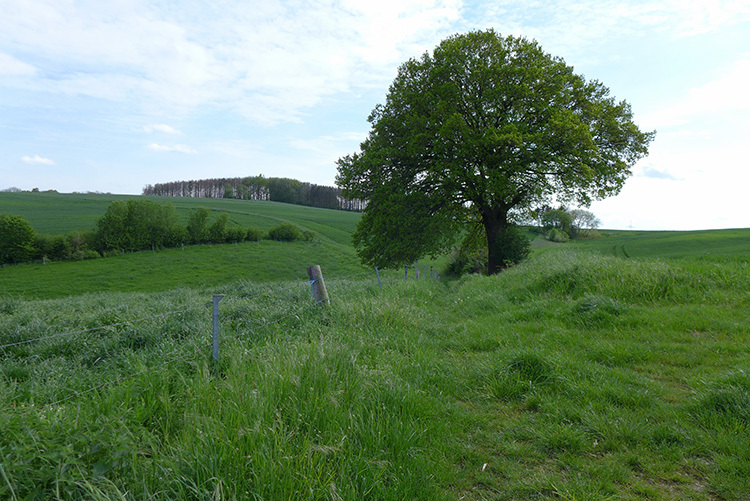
[2,250,750,498]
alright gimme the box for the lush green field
[0,192,361,246]
[570,228,750,259]
[0,192,365,299]
[0,239,367,299]
[2,249,749,499]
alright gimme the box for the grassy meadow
[1,249,750,498]
[0,192,364,299]
[2,192,750,498]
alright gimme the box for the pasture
[2,250,750,499]
[2,192,750,498]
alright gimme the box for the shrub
[187,208,210,244]
[95,200,182,251]
[245,227,264,242]
[302,230,316,242]
[546,228,569,243]
[209,213,229,243]
[267,223,304,242]
[225,227,247,243]
[35,234,72,261]
[0,213,36,264]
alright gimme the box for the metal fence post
[212,294,225,362]
[375,266,382,289]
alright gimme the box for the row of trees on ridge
[142,175,365,212]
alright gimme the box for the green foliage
[447,224,530,276]
[95,200,182,252]
[245,226,264,241]
[208,212,229,242]
[541,209,573,234]
[0,213,36,264]
[267,222,304,242]
[546,228,570,242]
[352,189,459,269]
[186,207,210,244]
[224,226,246,243]
[337,29,654,274]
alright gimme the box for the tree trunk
[482,207,508,275]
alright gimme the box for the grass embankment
[2,249,749,499]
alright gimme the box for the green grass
[2,249,750,499]
[0,191,366,299]
[0,192,361,245]
[0,240,366,299]
[570,227,750,259]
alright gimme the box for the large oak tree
[337,30,654,274]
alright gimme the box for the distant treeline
[142,175,365,212]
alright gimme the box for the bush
[245,227,264,242]
[267,223,304,242]
[209,213,229,243]
[35,234,72,261]
[0,213,36,264]
[187,208,211,244]
[546,228,569,243]
[302,230,316,242]
[225,227,247,243]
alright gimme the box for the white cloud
[147,143,197,154]
[639,58,750,129]
[0,52,36,76]
[21,154,56,165]
[144,124,181,134]
[0,0,463,124]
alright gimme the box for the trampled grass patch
[1,250,750,498]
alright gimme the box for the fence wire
[3,266,434,413]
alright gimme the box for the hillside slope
[2,249,749,499]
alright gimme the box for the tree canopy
[0,213,36,264]
[337,29,654,273]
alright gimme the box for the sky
[1,0,748,231]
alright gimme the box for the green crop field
[570,228,750,259]
[0,191,361,245]
[2,249,750,499]
[0,192,367,299]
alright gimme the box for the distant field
[0,192,361,245]
[570,228,750,259]
[0,240,367,299]
[3,249,750,499]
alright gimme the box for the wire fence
[1,264,439,414]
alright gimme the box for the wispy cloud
[147,143,197,154]
[640,58,750,129]
[0,0,462,125]
[0,52,36,76]
[21,154,56,165]
[641,167,679,181]
[144,124,182,134]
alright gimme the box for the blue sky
[1,0,748,230]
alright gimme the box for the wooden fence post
[307,265,330,305]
